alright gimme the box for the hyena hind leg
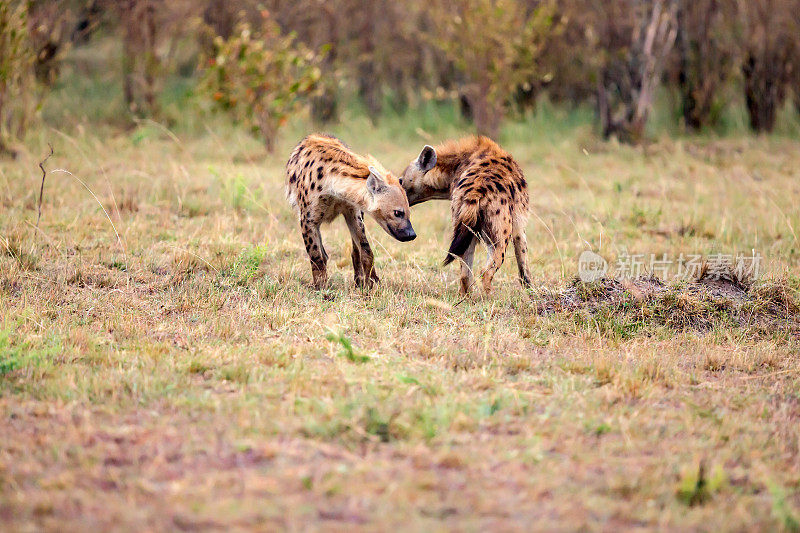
[480,224,511,295]
[512,216,532,289]
[301,215,328,289]
[459,238,478,296]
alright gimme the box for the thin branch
[35,143,54,233]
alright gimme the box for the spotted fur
[400,136,531,295]
[286,133,416,289]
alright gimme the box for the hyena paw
[312,274,328,290]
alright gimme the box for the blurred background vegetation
[1,0,800,156]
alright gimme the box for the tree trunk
[122,34,135,113]
[467,80,501,139]
[120,0,159,117]
[203,0,236,40]
[743,54,780,132]
[738,0,796,134]
[357,2,382,121]
[0,91,18,157]
[676,3,701,129]
[142,0,158,116]
[256,111,277,153]
[310,5,339,124]
[597,0,678,143]
[311,90,338,124]
[675,0,732,131]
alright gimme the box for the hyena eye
[393,209,405,219]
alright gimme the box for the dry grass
[1,121,800,531]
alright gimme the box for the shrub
[594,0,680,143]
[671,0,738,131]
[200,11,326,152]
[0,1,37,156]
[429,0,556,138]
[738,0,799,133]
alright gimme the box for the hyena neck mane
[331,155,395,212]
[426,136,494,188]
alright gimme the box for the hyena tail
[443,212,484,266]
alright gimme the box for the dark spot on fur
[317,167,324,180]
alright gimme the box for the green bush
[200,11,326,152]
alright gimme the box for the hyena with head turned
[400,136,531,295]
[286,133,416,289]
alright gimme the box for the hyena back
[400,136,531,295]
[286,134,415,289]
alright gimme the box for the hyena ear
[367,166,388,195]
[417,145,437,173]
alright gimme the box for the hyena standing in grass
[400,136,532,295]
[286,134,416,289]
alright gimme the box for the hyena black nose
[402,226,417,242]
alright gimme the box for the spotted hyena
[286,133,416,289]
[400,136,531,295]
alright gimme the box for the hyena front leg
[343,209,365,287]
[512,215,532,289]
[459,237,478,296]
[344,209,378,287]
[301,214,328,289]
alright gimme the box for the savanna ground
[2,50,800,531]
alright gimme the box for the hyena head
[399,145,437,205]
[366,166,416,242]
